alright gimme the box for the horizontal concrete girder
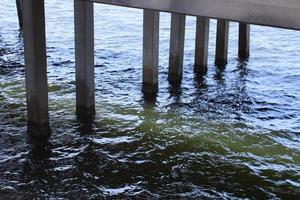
[88,0,300,30]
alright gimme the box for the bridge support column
[215,19,229,67]
[238,23,250,59]
[74,0,95,120]
[16,0,23,28]
[23,0,50,138]
[168,13,186,83]
[142,9,160,95]
[195,17,210,74]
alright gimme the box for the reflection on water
[0,0,300,199]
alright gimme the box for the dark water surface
[0,0,300,199]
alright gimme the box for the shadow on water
[194,71,208,91]
[76,116,96,136]
[189,60,253,121]
[236,58,249,78]
[214,65,227,86]
[12,117,299,199]
[168,82,182,101]
[142,92,157,106]
[20,138,54,198]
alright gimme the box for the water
[0,0,300,199]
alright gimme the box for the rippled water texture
[0,0,300,199]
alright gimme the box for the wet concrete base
[168,72,182,84]
[27,121,51,140]
[215,59,228,67]
[194,64,208,75]
[142,83,158,102]
[76,105,95,122]
[142,82,158,94]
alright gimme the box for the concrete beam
[16,0,23,28]
[238,23,250,59]
[74,0,95,120]
[215,19,229,67]
[23,0,50,138]
[89,0,300,31]
[168,13,186,83]
[195,17,210,74]
[142,9,159,95]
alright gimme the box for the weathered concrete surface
[89,0,300,30]
[239,23,250,59]
[195,17,210,74]
[75,0,95,120]
[142,9,159,94]
[215,20,229,67]
[168,13,186,83]
[23,0,50,138]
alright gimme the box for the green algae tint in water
[0,0,300,199]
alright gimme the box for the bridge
[16,0,300,138]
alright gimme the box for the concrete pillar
[74,0,95,120]
[215,19,229,66]
[142,9,159,95]
[23,0,50,138]
[195,17,210,74]
[16,0,23,28]
[168,13,186,83]
[238,23,250,59]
